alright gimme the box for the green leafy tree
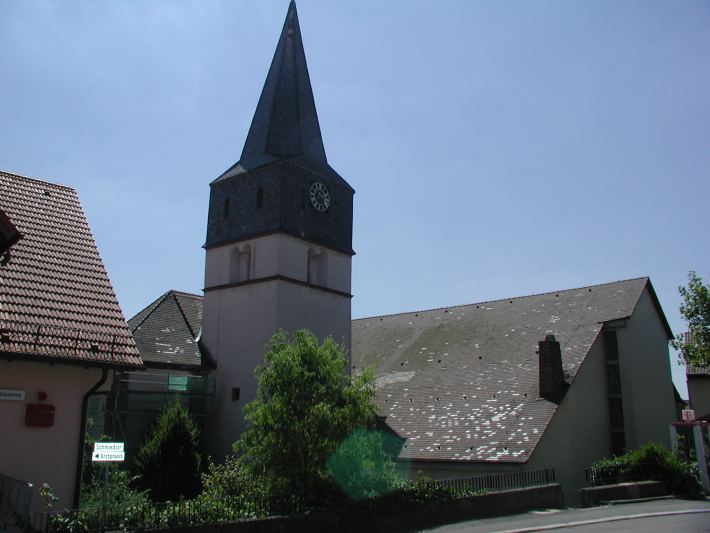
[237,330,378,495]
[671,271,710,367]
[133,397,203,502]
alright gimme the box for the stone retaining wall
[580,481,667,507]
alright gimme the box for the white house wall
[0,361,112,513]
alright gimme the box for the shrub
[133,397,203,502]
[590,442,701,494]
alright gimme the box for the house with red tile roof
[0,170,143,512]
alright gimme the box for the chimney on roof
[539,334,564,397]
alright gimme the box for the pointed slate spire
[242,0,325,162]
[215,1,351,189]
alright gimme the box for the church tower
[201,1,354,460]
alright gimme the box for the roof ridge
[129,291,172,332]
[172,290,203,299]
[0,170,76,191]
[353,277,650,322]
[172,291,197,339]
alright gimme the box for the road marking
[487,509,710,533]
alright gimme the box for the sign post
[92,443,124,533]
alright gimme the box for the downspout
[72,366,109,509]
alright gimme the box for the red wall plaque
[24,404,55,427]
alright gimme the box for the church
[1,1,681,513]
[124,0,680,502]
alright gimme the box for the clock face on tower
[310,182,330,211]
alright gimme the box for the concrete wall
[523,285,676,505]
[203,232,352,461]
[621,287,676,448]
[526,331,611,504]
[0,360,112,513]
[688,377,710,420]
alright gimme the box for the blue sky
[1,1,708,397]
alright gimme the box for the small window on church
[256,188,264,209]
[223,197,230,220]
[232,387,240,401]
[333,202,339,223]
[300,188,306,210]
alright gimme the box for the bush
[200,455,266,500]
[133,397,203,502]
[326,429,403,499]
[590,442,701,494]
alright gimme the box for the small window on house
[256,188,264,209]
[232,387,240,401]
[333,202,339,223]
[223,197,230,220]
[300,188,306,210]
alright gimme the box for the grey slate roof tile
[213,1,352,191]
[351,278,651,463]
[128,290,204,367]
[0,170,142,366]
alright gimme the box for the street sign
[91,451,125,462]
[94,442,124,452]
[0,389,25,401]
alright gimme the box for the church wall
[525,333,611,506]
[274,279,352,357]
[203,271,351,461]
[622,287,676,447]
[202,280,279,459]
[204,233,351,295]
[0,361,112,513]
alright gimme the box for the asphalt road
[418,498,710,533]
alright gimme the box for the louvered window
[223,197,230,220]
[256,188,264,209]
[333,202,339,223]
[608,397,625,429]
[603,331,619,361]
[300,188,306,210]
[606,364,621,395]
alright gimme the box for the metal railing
[0,320,138,361]
[27,492,323,533]
[0,472,33,532]
[437,468,556,493]
[585,463,654,487]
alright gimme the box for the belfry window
[307,248,328,287]
[256,188,264,209]
[229,244,252,283]
[223,197,230,220]
[300,188,306,210]
[333,202,339,223]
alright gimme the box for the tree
[133,397,203,502]
[671,271,710,368]
[237,330,378,495]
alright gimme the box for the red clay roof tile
[0,170,142,366]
